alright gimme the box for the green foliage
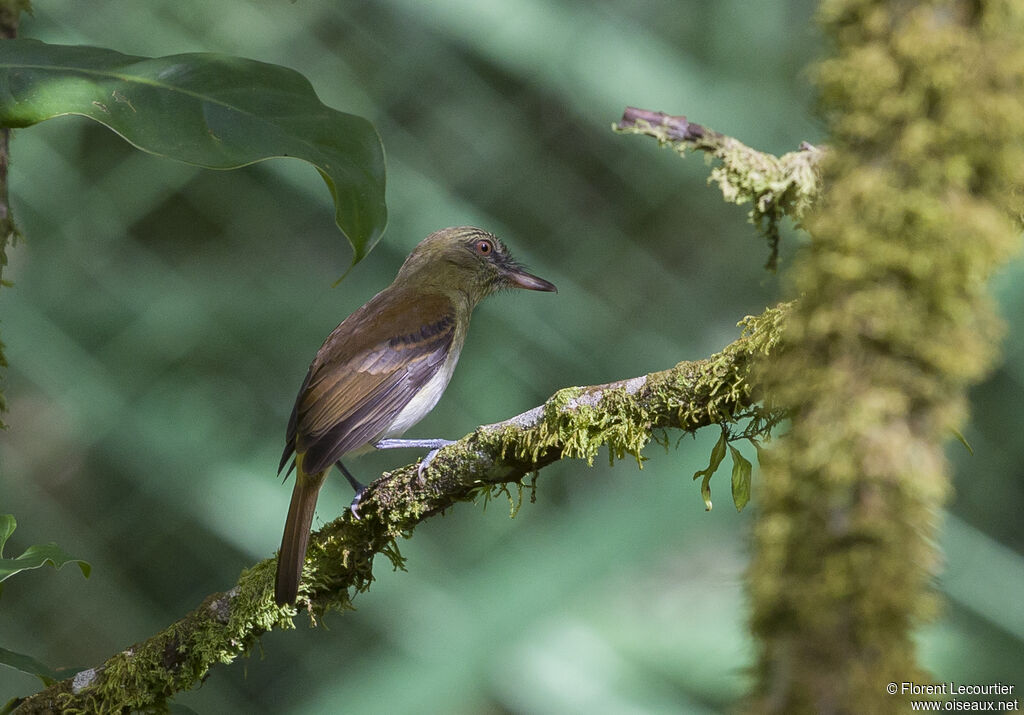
[0,514,90,593]
[0,515,89,704]
[0,39,387,264]
[688,428,758,513]
[951,427,974,456]
[0,646,64,687]
[728,444,752,512]
[0,645,88,701]
[692,429,727,511]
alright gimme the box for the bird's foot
[336,460,367,520]
[417,447,443,481]
[373,438,457,482]
[352,439,457,515]
[349,485,368,521]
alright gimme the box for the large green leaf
[0,39,387,264]
[0,518,90,697]
[0,514,91,591]
[0,646,65,686]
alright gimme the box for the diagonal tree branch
[13,303,790,714]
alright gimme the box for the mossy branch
[12,303,789,714]
[615,106,822,270]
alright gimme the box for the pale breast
[380,339,463,439]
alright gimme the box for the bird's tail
[275,468,326,606]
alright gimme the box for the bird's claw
[417,448,441,481]
[343,439,457,513]
[334,460,368,520]
[349,485,367,521]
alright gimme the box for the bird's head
[396,226,556,305]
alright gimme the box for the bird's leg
[335,460,365,492]
[374,438,457,451]
[347,440,457,518]
[374,438,457,479]
[335,460,368,519]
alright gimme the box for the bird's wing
[278,366,313,474]
[279,294,457,476]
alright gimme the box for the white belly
[382,347,461,438]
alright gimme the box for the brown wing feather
[279,290,457,476]
[279,366,312,473]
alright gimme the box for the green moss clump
[490,303,791,484]
[617,117,821,270]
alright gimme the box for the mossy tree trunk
[747,1,1024,712]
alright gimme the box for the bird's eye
[475,239,494,255]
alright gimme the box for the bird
[274,226,556,605]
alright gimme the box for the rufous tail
[275,469,326,606]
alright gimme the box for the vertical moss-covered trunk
[748,1,1024,712]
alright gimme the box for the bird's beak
[504,268,557,292]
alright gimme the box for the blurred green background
[2,1,1022,713]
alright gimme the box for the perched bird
[275,226,556,605]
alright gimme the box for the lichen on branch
[615,106,822,270]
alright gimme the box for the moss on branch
[13,303,790,714]
[615,106,822,270]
